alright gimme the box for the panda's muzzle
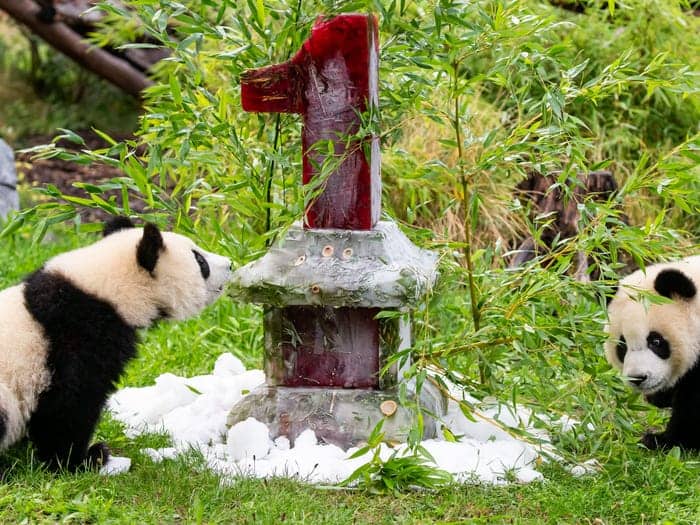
[627,374,647,387]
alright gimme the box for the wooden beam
[0,0,153,97]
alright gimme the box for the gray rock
[0,139,19,220]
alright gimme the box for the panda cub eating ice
[606,256,700,451]
[0,217,231,470]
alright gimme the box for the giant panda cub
[605,256,700,451]
[0,217,231,470]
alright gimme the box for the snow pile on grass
[107,353,588,484]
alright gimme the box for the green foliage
[340,421,454,493]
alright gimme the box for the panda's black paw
[641,431,670,451]
[86,442,111,468]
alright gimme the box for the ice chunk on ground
[100,456,131,475]
[108,363,264,445]
[570,459,600,477]
[274,436,290,451]
[107,373,197,428]
[141,447,178,463]
[293,429,318,448]
[108,352,592,486]
[227,417,271,462]
[213,353,246,376]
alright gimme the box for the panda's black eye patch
[192,250,210,279]
[616,336,627,363]
[647,331,670,359]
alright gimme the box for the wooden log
[49,1,170,72]
[0,0,153,97]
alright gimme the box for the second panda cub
[605,256,700,451]
[0,217,231,470]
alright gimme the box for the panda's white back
[0,284,50,447]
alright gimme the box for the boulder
[0,139,19,220]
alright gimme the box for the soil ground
[16,130,140,221]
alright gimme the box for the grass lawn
[0,228,699,524]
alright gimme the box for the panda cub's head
[605,256,700,395]
[44,217,232,328]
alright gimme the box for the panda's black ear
[104,216,135,237]
[654,268,697,300]
[137,223,164,274]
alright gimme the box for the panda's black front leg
[28,393,110,472]
[641,383,700,451]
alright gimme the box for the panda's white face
[605,258,700,394]
[147,230,232,320]
[44,221,232,328]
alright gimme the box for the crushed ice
[105,353,595,483]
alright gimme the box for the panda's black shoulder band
[654,268,697,299]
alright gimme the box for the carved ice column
[227,14,445,448]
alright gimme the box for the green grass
[2,226,700,524]
[2,430,700,523]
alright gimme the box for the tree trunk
[510,170,619,281]
[0,0,153,97]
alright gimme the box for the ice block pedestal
[227,14,445,448]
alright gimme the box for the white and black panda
[605,256,700,450]
[0,217,231,470]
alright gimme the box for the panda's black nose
[628,375,647,386]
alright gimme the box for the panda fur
[605,256,700,451]
[0,217,231,470]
